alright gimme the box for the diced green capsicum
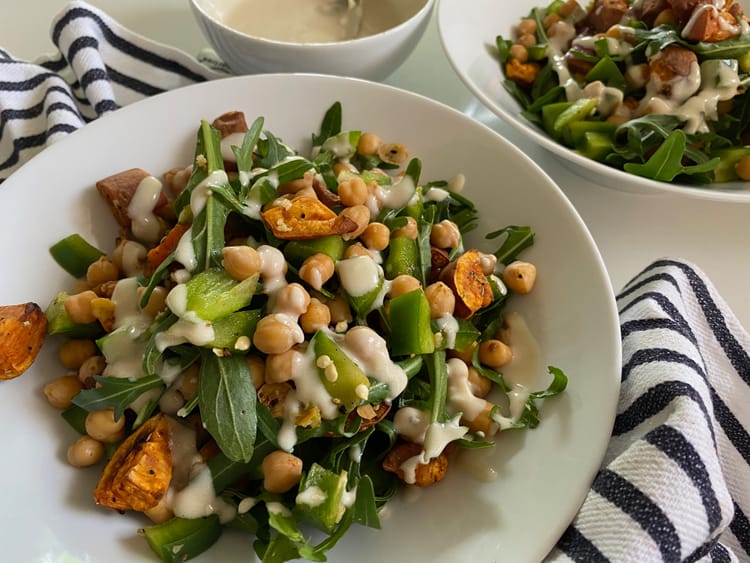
[183,270,258,321]
[712,147,750,182]
[141,515,222,563]
[45,291,102,338]
[336,256,385,319]
[311,330,370,410]
[283,236,345,267]
[553,98,598,137]
[208,309,261,349]
[49,233,105,278]
[384,235,419,279]
[388,289,435,356]
[294,463,348,534]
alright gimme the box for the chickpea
[478,339,513,369]
[176,364,200,399]
[653,8,675,27]
[86,257,119,287]
[253,314,304,355]
[559,0,579,18]
[78,355,106,384]
[604,25,621,39]
[262,450,304,493]
[377,143,409,166]
[340,204,371,241]
[85,408,126,443]
[44,374,83,409]
[447,340,477,364]
[509,44,528,63]
[360,222,390,251]
[543,13,561,29]
[159,388,184,415]
[466,401,496,436]
[265,349,303,384]
[735,156,750,181]
[222,245,261,281]
[247,355,266,389]
[517,18,537,36]
[333,162,358,177]
[58,339,97,369]
[67,435,105,468]
[64,290,98,324]
[392,216,418,240]
[424,281,456,319]
[357,132,383,156]
[388,275,421,299]
[138,285,168,317]
[326,293,353,325]
[344,242,371,259]
[299,298,331,333]
[478,251,497,276]
[273,283,311,317]
[144,495,174,524]
[502,261,537,294]
[338,177,369,207]
[517,33,537,47]
[430,220,461,249]
[467,366,493,398]
[298,253,335,291]
[278,171,313,195]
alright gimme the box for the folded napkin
[2,2,749,562]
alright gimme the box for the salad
[498,0,750,184]
[38,102,567,562]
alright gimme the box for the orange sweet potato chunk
[0,303,47,380]
[261,196,357,240]
[93,413,174,512]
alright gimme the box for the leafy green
[486,225,535,264]
[72,374,164,420]
[198,352,257,463]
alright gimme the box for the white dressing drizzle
[376,174,415,209]
[171,465,236,524]
[336,255,381,298]
[220,132,245,163]
[128,175,163,246]
[296,485,327,507]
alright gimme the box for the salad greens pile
[497,0,750,185]
[44,102,567,562]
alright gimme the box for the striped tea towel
[1,3,749,562]
[548,259,750,562]
[0,0,228,183]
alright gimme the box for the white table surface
[4,0,750,330]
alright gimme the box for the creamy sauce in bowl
[214,0,427,43]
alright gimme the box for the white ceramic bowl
[0,74,620,562]
[190,0,434,80]
[438,0,750,202]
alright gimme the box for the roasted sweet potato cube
[0,303,47,380]
[93,413,174,512]
[505,58,540,89]
[261,196,357,240]
[96,168,170,228]
[439,249,494,319]
[211,111,249,137]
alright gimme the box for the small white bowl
[190,0,434,81]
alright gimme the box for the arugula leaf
[426,350,449,424]
[486,225,535,264]
[232,116,264,183]
[198,351,257,463]
[72,374,164,420]
[312,101,343,148]
[624,129,687,180]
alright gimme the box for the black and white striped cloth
[0,0,227,183]
[2,3,749,561]
[549,259,750,562]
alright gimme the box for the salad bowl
[0,74,620,562]
[437,0,750,201]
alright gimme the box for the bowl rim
[190,0,435,48]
